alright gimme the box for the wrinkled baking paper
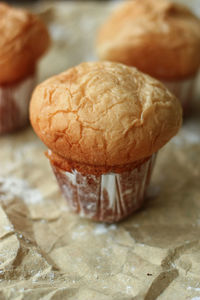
[0,1,200,299]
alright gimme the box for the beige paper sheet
[0,2,200,299]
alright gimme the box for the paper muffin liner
[50,154,156,223]
[0,73,36,134]
[161,74,196,114]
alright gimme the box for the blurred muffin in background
[30,61,182,223]
[0,2,50,134]
[97,0,200,113]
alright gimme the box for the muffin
[0,2,50,134]
[30,61,182,222]
[97,0,200,113]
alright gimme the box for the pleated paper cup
[0,73,36,134]
[50,154,156,223]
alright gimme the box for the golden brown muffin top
[30,61,182,168]
[97,0,200,80]
[0,2,50,84]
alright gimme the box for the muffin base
[0,73,36,134]
[50,154,156,223]
[162,75,196,114]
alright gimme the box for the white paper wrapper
[162,74,196,113]
[51,154,156,223]
[0,74,36,134]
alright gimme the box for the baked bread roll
[97,0,200,113]
[30,61,182,222]
[0,2,50,134]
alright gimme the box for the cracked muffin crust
[30,61,182,171]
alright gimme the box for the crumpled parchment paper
[0,1,200,299]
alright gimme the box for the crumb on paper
[188,287,200,292]
[93,224,117,235]
[0,177,43,205]
[3,225,14,232]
